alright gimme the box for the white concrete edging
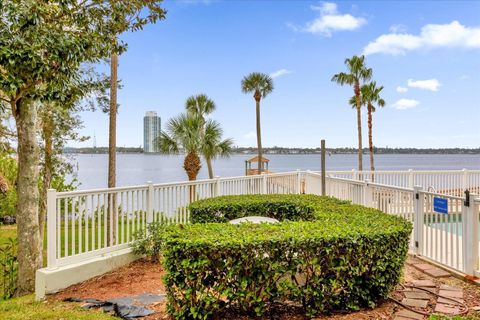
[35,248,138,300]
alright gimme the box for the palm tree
[185,94,219,179]
[360,82,385,177]
[201,120,234,179]
[241,73,274,174]
[331,55,372,173]
[159,113,204,181]
[158,113,233,181]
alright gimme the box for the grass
[0,294,116,320]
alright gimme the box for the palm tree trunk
[367,103,375,182]
[206,157,214,179]
[354,81,363,176]
[14,98,43,295]
[184,151,201,202]
[108,46,118,245]
[255,98,263,174]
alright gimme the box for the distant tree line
[63,146,480,155]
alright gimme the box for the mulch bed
[49,257,480,319]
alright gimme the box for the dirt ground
[50,257,480,320]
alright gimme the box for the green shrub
[189,194,350,223]
[0,238,17,300]
[163,195,412,319]
[131,222,166,262]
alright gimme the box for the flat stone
[438,297,464,304]
[229,216,279,224]
[402,298,428,308]
[435,303,461,315]
[439,289,463,299]
[423,268,451,278]
[412,280,436,288]
[404,290,431,300]
[413,263,435,271]
[439,285,462,291]
[395,310,425,320]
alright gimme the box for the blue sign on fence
[433,197,448,214]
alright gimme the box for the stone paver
[413,263,435,271]
[404,290,431,300]
[437,296,464,304]
[394,310,425,320]
[439,289,463,299]
[439,284,462,291]
[412,280,436,288]
[423,268,451,278]
[435,303,461,315]
[402,298,429,308]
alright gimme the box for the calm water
[68,153,480,190]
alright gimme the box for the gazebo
[245,156,271,175]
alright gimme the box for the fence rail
[47,169,480,277]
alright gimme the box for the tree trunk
[255,95,263,174]
[14,98,42,295]
[108,49,118,245]
[354,80,363,175]
[184,151,201,202]
[39,108,53,242]
[367,103,375,182]
[206,157,214,179]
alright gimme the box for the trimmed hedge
[162,195,412,319]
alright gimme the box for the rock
[2,215,16,225]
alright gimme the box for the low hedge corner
[161,194,412,319]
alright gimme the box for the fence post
[462,192,479,276]
[462,168,468,191]
[413,186,424,256]
[363,179,372,207]
[408,169,414,188]
[47,189,57,269]
[296,169,302,194]
[262,173,267,194]
[147,181,154,224]
[215,176,221,197]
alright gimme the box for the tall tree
[241,73,274,174]
[331,55,372,173]
[0,0,163,295]
[360,82,385,177]
[185,94,232,178]
[107,2,166,191]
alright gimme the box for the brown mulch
[51,258,165,302]
[49,257,480,320]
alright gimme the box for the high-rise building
[143,111,161,153]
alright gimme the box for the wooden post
[321,139,326,196]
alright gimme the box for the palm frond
[241,72,274,98]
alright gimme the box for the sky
[74,0,480,149]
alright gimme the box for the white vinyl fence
[47,169,480,277]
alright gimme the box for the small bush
[0,238,17,300]
[131,222,166,262]
[163,195,412,319]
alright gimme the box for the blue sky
[75,0,480,149]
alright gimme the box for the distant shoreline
[63,147,480,155]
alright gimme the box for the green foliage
[0,238,17,300]
[163,195,412,319]
[0,154,17,220]
[131,222,166,262]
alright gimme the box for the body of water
[68,153,480,190]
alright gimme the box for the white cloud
[392,98,420,110]
[300,2,367,36]
[407,78,441,91]
[363,21,480,55]
[270,69,292,79]
[389,24,407,33]
[244,131,256,139]
[396,86,408,93]
[460,74,470,80]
